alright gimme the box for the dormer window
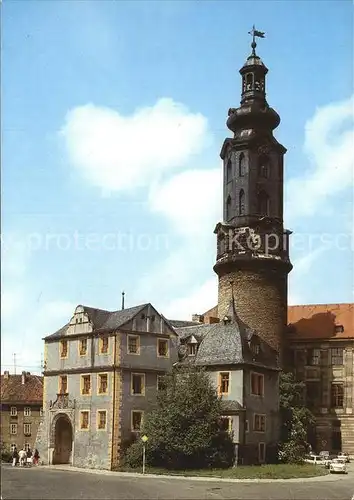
[223,315,231,324]
[188,344,197,356]
[334,325,344,334]
[250,337,261,357]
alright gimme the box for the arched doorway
[53,415,73,464]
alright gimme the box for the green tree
[279,371,314,463]
[124,366,235,469]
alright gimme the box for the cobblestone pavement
[2,463,354,500]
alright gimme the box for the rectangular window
[10,424,17,435]
[98,374,108,394]
[60,340,68,358]
[219,372,230,395]
[81,375,91,395]
[307,348,320,366]
[157,375,164,391]
[97,410,107,430]
[131,373,145,395]
[251,373,264,396]
[331,348,344,365]
[157,338,169,357]
[24,407,31,417]
[127,335,140,355]
[10,406,17,416]
[245,419,249,433]
[219,417,232,432]
[79,338,88,356]
[80,411,89,430]
[59,375,68,394]
[331,383,344,408]
[254,414,266,432]
[131,411,143,432]
[259,442,266,462]
[100,337,109,354]
[306,381,320,408]
[24,423,31,436]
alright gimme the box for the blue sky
[2,0,353,373]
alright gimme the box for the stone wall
[218,268,288,355]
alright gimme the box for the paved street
[2,463,354,500]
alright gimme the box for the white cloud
[60,98,210,194]
[149,168,221,237]
[286,94,354,222]
[162,277,218,320]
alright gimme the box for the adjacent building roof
[200,303,354,342]
[1,373,43,404]
[287,303,354,341]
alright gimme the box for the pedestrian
[12,446,19,467]
[33,449,40,466]
[18,448,27,467]
[26,447,33,466]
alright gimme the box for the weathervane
[248,25,265,55]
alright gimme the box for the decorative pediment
[49,393,76,410]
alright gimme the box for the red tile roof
[287,303,354,340]
[1,373,43,404]
[201,303,354,341]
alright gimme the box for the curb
[41,465,340,484]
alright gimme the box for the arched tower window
[239,190,245,216]
[258,190,270,216]
[245,73,253,91]
[258,156,269,178]
[239,153,246,177]
[226,195,232,220]
[226,159,232,183]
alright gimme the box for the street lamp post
[141,435,148,474]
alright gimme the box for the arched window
[258,190,270,216]
[226,159,232,183]
[239,153,246,177]
[246,73,253,91]
[258,156,269,178]
[239,190,245,216]
[226,195,232,220]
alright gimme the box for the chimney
[21,371,27,385]
[4,371,9,379]
[192,314,204,323]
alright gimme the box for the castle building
[170,32,292,464]
[36,303,178,469]
[1,371,43,454]
[194,303,354,457]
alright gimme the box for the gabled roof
[1,374,43,404]
[44,303,167,340]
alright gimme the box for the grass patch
[118,463,329,479]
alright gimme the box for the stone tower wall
[218,267,287,354]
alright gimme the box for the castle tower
[214,28,292,358]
